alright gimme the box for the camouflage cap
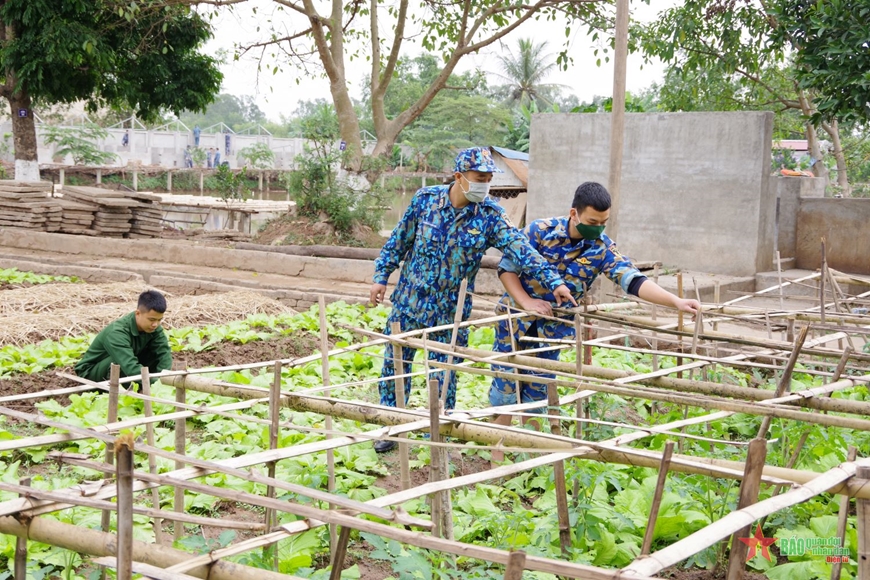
[453,147,503,174]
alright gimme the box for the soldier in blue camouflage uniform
[488,182,700,459]
[370,147,577,452]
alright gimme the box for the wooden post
[329,527,353,580]
[726,438,768,580]
[641,441,675,555]
[831,447,857,580]
[606,0,629,241]
[713,281,721,333]
[265,361,281,570]
[173,362,187,545]
[652,264,660,371]
[259,170,264,192]
[775,250,785,311]
[503,550,527,580]
[857,465,870,580]
[319,296,338,559]
[140,367,165,545]
[757,325,809,438]
[391,321,412,491]
[101,364,121,539]
[166,171,172,193]
[199,171,204,194]
[574,314,584,437]
[132,169,138,192]
[115,434,134,580]
[96,168,102,185]
[59,168,65,187]
[547,383,571,557]
[13,477,30,580]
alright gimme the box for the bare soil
[253,213,385,248]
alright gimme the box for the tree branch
[270,0,313,19]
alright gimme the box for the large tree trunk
[821,119,850,196]
[798,91,828,183]
[8,84,40,181]
[331,80,364,170]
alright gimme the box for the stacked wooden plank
[61,186,140,238]
[0,181,60,231]
[126,191,165,238]
[56,198,96,235]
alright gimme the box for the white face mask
[460,176,490,203]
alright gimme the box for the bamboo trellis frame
[0,278,868,580]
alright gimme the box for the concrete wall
[775,176,825,260]
[796,198,870,274]
[528,112,775,276]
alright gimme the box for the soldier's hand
[522,298,553,317]
[552,285,578,307]
[370,283,387,307]
[675,298,701,317]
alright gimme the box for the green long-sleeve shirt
[74,311,172,382]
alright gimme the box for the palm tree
[491,38,566,109]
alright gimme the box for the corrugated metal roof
[491,146,529,161]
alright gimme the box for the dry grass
[0,290,294,346]
[0,281,146,315]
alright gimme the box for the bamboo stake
[115,434,135,580]
[858,465,870,580]
[391,321,411,491]
[318,296,337,558]
[140,367,165,545]
[831,447,858,580]
[13,477,29,580]
[264,361,281,570]
[504,550,527,580]
[653,265,661,370]
[676,273,684,379]
[641,441,675,556]
[442,279,469,407]
[820,238,828,326]
[757,325,809,439]
[574,314,584,441]
[101,364,121,549]
[547,383,571,557]
[726,438,768,580]
[776,250,785,311]
[429,377,444,538]
[329,527,352,580]
[174,361,187,545]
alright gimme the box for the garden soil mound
[1,288,296,345]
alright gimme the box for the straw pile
[0,281,147,316]
[0,289,295,346]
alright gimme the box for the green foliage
[0,1,222,119]
[41,124,116,166]
[190,146,207,168]
[286,105,386,235]
[238,142,275,169]
[770,1,870,123]
[179,93,266,133]
[213,164,252,205]
[490,38,566,109]
[0,268,79,285]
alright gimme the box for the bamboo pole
[776,250,785,311]
[174,362,187,546]
[265,361,281,569]
[13,477,29,580]
[757,325,809,438]
[504,550,527,580]
[725,438,768,580]
[329,527,352,580]
[442,279,469,407]
[318,296,338,558]
[606,0,629,239]
[641,441,675,556]
[0,514,293,580]
[101,364,121,545]
[140,367,165,545]
[115,434,135,580]
[547,382,571,557]
[831,447,858,580]
[857,465,870,580]
[391,321,411,491]
[820,238,828,326]
[429,377,444,538]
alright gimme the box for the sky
[202,0,675,123]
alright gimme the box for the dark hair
[137,290,167,314]
[571,182,611,213]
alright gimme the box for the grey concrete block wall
[796,198,870,274]
[528,112,775,276]
[775,176,825,260]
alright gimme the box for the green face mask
[575,223,605,240]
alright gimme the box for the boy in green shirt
[75,290,172,384]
